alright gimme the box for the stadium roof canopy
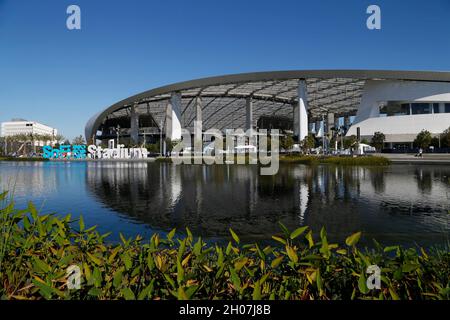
[85,70,450,139]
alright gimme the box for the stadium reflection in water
[84,162,450,246]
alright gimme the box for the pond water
[0,161,449,247]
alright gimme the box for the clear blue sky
[1,0,450,140]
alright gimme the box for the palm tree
[72,135,85,145]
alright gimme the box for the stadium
[85,70,450,151]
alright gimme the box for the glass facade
[411,103,431,115]
[380,103,410,116]
[380,102,450,117]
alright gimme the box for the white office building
[1,119,58,146]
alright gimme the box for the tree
[414,130,432,149]
[343,135,358,149]
[301,134,316,154]
[55,134,65,143]
[72,135,85,145]
[441,126,450,148]
[371,132,385,151]
[280,134,294,154]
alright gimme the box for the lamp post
[321,115,325,154]
[115,125,121,147]
[142,131,146,148]
[159,120,163,156]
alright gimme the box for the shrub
[0,192,447,300]
[371,132,385,151]
[414,130,432,149]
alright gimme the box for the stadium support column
[245,96,253,132]
[344,115,352,134]
[130,103,139,144]
[327,113,335,136]
[165,92,182,141]
[294,79,308,142]
[194,97,203,158]
[194,96,202,135]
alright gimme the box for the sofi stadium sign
[43,140,148,159]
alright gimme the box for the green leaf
[278,222,290,237]
[358,273,369,294]
[193,237,203,256]
[285,245,298,263]
[252,280,261,300]
[345,232,362,247]
[88,287,102,297]
[167,228,176,241]
[271,236,286,245]
[32,257,51,273]
[79,215,85,232]
[122,287,136,300]
[290,226,308,240]
[186,227,193,242]
[229,267,241,290]
[31,279,53,299]
[87,252,102,266]
[28,201,38,220]
[23,215,31,230]
[185,285,198,300]
[270,255,284,268]
[389,287,400,300]
[113,270,123,288]
[234,257,248,271]
[316,269,323,296]
[92,267,103,288]
[177,259,185,284]
[384,245,399,253]
[121,253,132,270]
[402,263,419,273]
[229,228,240,244]
[177,286,188,300]
[0,190,8,200]
[177,239,186,261]
[255,243,265,260]
[164,274,176,289]
[305,231,314,248]
[32,279,65,299]
[137,279,155,300]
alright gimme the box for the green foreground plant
[0,191,448,300]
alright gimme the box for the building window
[445,104,450,113]
[380,103,410,116]
[411,103,431,115]
[433,103,440,114]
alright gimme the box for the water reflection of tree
[414,168,432,194]
[368,167,386,194]
[258,168,297,197]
